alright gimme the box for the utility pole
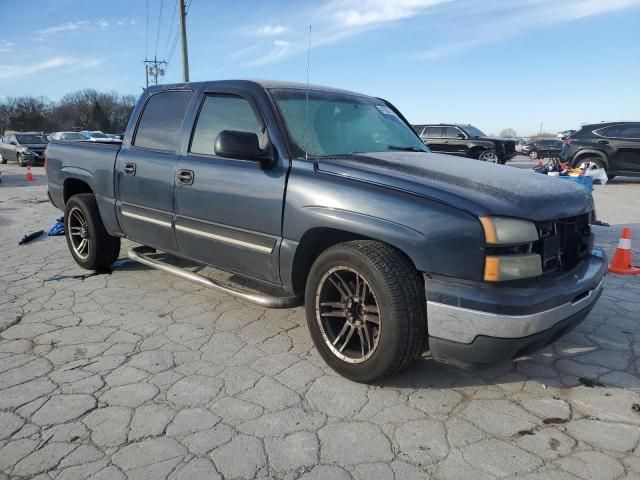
[144,57,168,87]
[178,0,190,82]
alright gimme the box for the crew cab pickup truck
[46,80,606,383]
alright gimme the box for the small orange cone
[608,227,640,275]
[25,166,35,182]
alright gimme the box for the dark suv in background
[525,139,564,160]
[413,124,516,164]
[560,122,640,179]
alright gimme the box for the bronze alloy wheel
[315,266,381,363]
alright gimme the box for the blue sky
[1,0,639,135]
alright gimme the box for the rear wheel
[305,240,427,383]
[64,194,121,270]
[578,157,615,181]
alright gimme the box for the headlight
[480,216,541,281]
[484,254,542,282]
[19,147,33,154]
[479,216,539,245]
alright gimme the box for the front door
[1,135,19,162]
[173,90,288,285]
[609,124,640,173]
[442,126,467,156]
[115,89,193,252]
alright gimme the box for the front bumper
[426,248,606,368]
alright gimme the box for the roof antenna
[305,24,311,161]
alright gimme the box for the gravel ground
[1,164,639,480]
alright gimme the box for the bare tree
[500,128,517,138]
[1,90,137,134]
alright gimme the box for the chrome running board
[128,246,302,309]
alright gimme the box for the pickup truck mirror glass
[457,133,465,139]
[214,130,272,164]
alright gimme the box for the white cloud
[236,0,640,67]
[37,18,136,36]
[0,56,101,80]
[0,40,14,52]
[415,0,640,60]
[327,0,451,27]
[273,39,292,47]
[38,20,92,35]
[255,25,289,36]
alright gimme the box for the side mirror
[214,130,273,164]
[457,133,465,139]
[10,141,17,146]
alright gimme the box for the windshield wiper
[387,145,426,152]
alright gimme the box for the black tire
[64,193,121,270]
[17,153,25,167]
[305,240,427,383]
[0,153,6,164]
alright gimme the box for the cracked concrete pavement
[1,165,640,480]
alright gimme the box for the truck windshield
[16,134,48,144]
[270,89,427,158]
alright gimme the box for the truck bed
[46,140,123,236]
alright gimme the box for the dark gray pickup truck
[46,80,606,382]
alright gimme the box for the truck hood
[316,151,593,221]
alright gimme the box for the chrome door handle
[123,163,136,175]
[597,140,609,145]
[176,169,194,185]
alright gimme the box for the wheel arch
[63,178,94,204]
[288,227,421,297]
[572,149,609,169]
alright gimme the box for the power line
[155,0,165,59]
[166,0,192,69]
[145,0,149,59]
[163,0,178,61]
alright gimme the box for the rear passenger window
[426,127,443,138]
[133,91,192,151]
[190,95,265,156]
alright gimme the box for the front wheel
[17,153,25,166]
[305,240,427,383]
[64,194,121,270]
[0,153,6,164]
[479,150,499,163]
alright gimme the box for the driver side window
[190,95,265,156]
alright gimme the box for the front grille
[534,213,592,273]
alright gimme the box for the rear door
[423,127,444,152]
[115,89,193,252]
[173,88,288,284]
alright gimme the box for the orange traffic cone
[608,227,640,275]
[25,166,35,182]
